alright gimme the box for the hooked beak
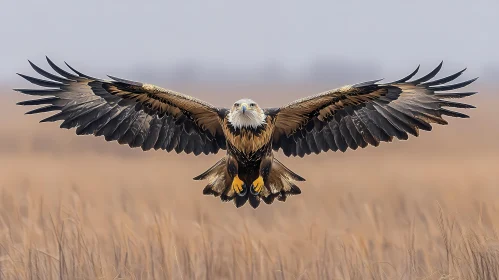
[241,103,248,114]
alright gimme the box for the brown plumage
[222,115,274,155]
[15,58,477,208]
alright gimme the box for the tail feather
[273,158,306,182]
[195,156,305,208]
[248,194,261,208]
[193,157,226,181]
[265,159,304,203]
[262,194,277,205]
[194,157,230,197]
[235,194,249,208]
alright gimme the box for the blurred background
[0,1,498,279]
[2,0,499,89]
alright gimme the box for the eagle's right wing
[15,57,227,155]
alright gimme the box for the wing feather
[341,115,360,149]
[15,57,226,155]
[271,63,477,157]
[142,116,164,151]
[391,65,420,83]
[46,56,81,80]
[75,105,116,135]
[321,126,337,152]
[410,61,443,84]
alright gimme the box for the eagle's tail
[194,157,305,208]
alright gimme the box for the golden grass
[0,87,498,279]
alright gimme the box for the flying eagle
[15,57,477,208]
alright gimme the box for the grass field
[0,86,498,279]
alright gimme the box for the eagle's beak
[241,103,248,114]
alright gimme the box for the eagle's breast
[223,115,274,155]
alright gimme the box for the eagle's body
[15,58,477,208]
[197,102,303,207]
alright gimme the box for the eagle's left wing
[15,57,227,155]
[270,62,477,157]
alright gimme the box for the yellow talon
[251,176,265,194]
[232,175,246,196]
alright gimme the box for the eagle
[15,57,477,208]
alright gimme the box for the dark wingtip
[411,61,444,84]
[45,56,79,79]
[440,108,470,118]
[353,78,384,88]
[64,61,98,79]
[16,73,35,82]
[421,67,470,87]
[17,97,59,106]
[45,56,55,68]
[27,60,39,71]
[456,68,468,75]
[16,99,34,105]
[107,75,143,86]
[25,105,61,115]
[468,77,480,85]
[454,67,468,77]
[392,64,420,83]
[430,77,479,91]
[16,73,64,87]
[45,55,53,64]
[64,61,80,74]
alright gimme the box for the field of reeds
[0,85,498,279]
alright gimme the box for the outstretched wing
[270,62,477,157]
[15,57,227,155]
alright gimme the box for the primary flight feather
[15,58,477,208]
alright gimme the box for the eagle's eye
[250,103,256,107]
[234,103,240,107]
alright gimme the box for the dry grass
[0,86,498,279]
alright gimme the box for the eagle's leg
[227,155,247,196]
[250,155,272,195]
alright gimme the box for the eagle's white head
[227,98,266,130]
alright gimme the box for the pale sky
[1,0,498,83]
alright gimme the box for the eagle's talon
[232,175,246,196]
[250,185,259,195]
[250,176,265,195]
[238,184,247,196]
